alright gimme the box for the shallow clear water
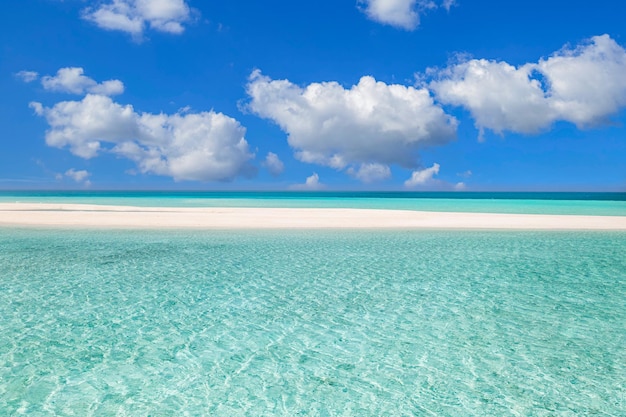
[1,191,625,215]
[1,228,625,416]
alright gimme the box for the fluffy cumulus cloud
[290,173,325,190]
[430,60,554,137]
[359,0,454,30]
[83,0,192,38]
[430,35,626,137]
[247,71,457,182]
[537,35,626,126]
[41,67,124,96]
[30,94,254,182]
[263,152,284,176]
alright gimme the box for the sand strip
[0,203,625,230]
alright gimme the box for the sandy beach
[0,203,625,230]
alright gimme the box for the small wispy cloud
[347,163,391,183]
[16,70,39,83]
[41,67,124,96]
[263,152,285,177]
[458,170,472,178]
[404,163,440,187]
[405,163,468,190]
[56,169,92,186]
[64,168,91,183]
[82,0,194,40]
[290,173,325,190]
[359,0,455,30]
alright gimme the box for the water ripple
[0,229,624,416]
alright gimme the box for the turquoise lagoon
[1,193,625,415]
[1,191,625,215]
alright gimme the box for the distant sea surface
[1,190,625,215]
[1,192,625,415]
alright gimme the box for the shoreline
[1,203,625,230]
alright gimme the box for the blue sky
[1,0,625,190]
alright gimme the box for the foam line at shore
[1,203,625,230]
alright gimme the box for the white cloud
[263,152,284,176]
[404,164,468,190]
[358,0,452,30]
[441,0,456,11]
[64,168,91,184]
[83,0,192,38]
[404,163,440,187]
[347,163,391,183]
[430,60,554,137]
[290,173,325,190]
[247,70,457,180]
[41,67,124,96]
[537,35,626,127]
[430,35,626,137]
[30,94,254,182]
[16,71,39,83]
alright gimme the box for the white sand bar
[1,203,625,230]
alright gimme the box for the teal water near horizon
[1,227,625,416]
[1,191,625,215]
